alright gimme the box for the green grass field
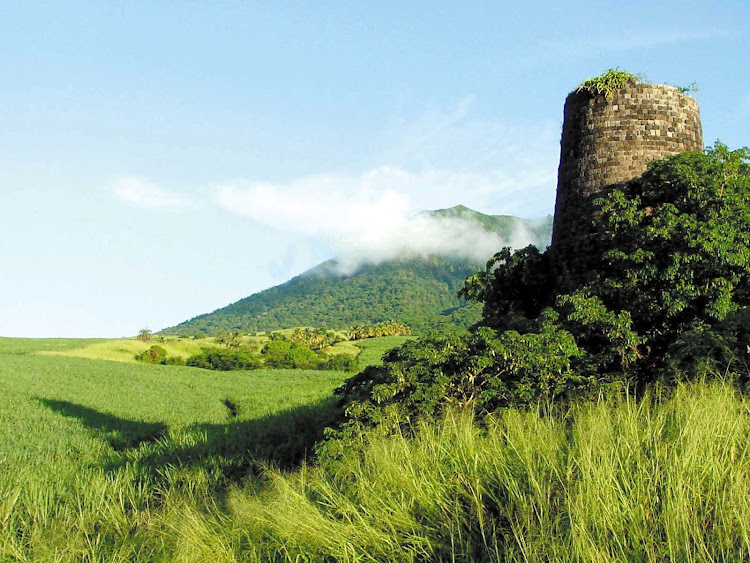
[353,335,415,368]
[5,336,748,561]
[0,337,351,561]
[164,379,750,561]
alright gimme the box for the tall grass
[5,335,750,560]
[188,379,750,561]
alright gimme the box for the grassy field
[0,337,351,561]
[0,336,106,354]
[5,336,748,561]
[353,335,415,368]
[38,331,363,364]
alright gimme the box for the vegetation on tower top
[575,68,640,98]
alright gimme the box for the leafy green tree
[460,245,554,332]
[591,142,750,371]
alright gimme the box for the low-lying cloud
[215,168,550,274]
[328,212,543,275]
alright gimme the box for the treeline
[134,328,357,372]
[346,321,411,340]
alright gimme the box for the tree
[137,328,152,342]
[215,330,243,349]
[460,245,554,332]
[591,142,750,370]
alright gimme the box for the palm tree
[137,328,152,342]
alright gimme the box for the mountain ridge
[162,206,552,335]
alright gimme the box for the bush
[324,353,358,373]
[134,345,168,365]
[186,348,261,371]
[261,340,321,369]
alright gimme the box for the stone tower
[550,83,703,290]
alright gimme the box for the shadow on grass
[37,398,168,450]
[37,396,341,483]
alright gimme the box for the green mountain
[162,207,553,335]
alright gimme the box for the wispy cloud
[376,96,559,174]
[114,178,195,210]
[215,164,553,272]
[215,165,554,238]
[599,29,730,52]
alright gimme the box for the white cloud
[213,94,558,273]
[215,170,410,237]
[114,178,195,210]
[328,211,544,275]
[215,165,553,273]
[215,164,554,237]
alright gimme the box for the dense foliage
[185,335,357,373]
[161,209,552,336]
[134,345,185,366]
[331,143,750,432]
[186,348,261,370]
[593,142,750,374]
[346,320,411,340]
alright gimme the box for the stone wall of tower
[550,83,703,290]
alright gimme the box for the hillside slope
[163,207,552,335]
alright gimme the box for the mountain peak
[161,209,553,336]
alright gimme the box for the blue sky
[1,1,748,337]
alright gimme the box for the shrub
[134,345,168,365]
[261,340,320,369]
[324,353,358,373]
[186,348,261,371]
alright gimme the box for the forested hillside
[163,207,553,335]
